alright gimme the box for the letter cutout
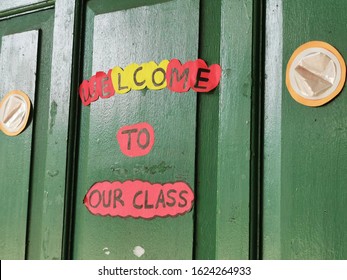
[166,59,192,92]
[79,80,91,106]
[88,73,101,103]
[83,180,195,219]
[116,122,155,157]
[190,59,222,92]
[100,69,115,98]
[147,60,169,90]
[128,63,147,90]
[78,58,222,105]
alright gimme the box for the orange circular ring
[0,90,31,136]
[286,41,346,107]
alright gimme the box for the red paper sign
[166,59,222,93]
[83,180,194,219]
[190,59,222,92]
[165,59,192,92]
[116,122,155,157]
[78,58,222,106]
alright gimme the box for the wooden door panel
[73,0,199,260]
[0,30,39,259]
[0,0,75,259]
[263,0,347,259]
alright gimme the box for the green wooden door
[67,0,253,260]
[0,0,254,260]
[72,0,200,260]
[2,0,347,261]
[0,0,75,260]
[71,0,254,260]
[263,0,347,259]
[0,8,54,260]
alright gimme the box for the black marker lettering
[166,189,177,207]
[137,128,150,149]
[121,128,138,150]
[79,81,90,104]
[155,190,166,209]
[194,68,210,89]
[152,67,166,87]
[169,68,190,89]
[118,72,129,91]
[102,189,112,207]
[133,66,146,87]
[144,190,154,209]
[133,191,143,209]
[178,190,188,208]
[113,188,124,208]
[89,189,101,208]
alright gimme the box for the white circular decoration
[0,90,31,136]
[286,41,346,106]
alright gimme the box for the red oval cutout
[116,122,155,157]
[83,180,194,219]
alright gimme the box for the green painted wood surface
[0,0,47,12]
[194,0,255,260]
[0,30,39,260]
[263,0,282,260]
[26,0,76,260]
[193,0,221,260]
[0,0,78,260]
[3,0,346,261]
[0,1,54,19]
[263,0,347,259]
[0,9,54,259]
[215,0,253,259]
[72,0,199,260]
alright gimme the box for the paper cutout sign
[0,90,31,136]
[166,59,222,92]
[117,122,155,157]
[79,58,222,106]
[83,180,194,219]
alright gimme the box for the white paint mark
[133,246,145,258]
[103,247,110,255]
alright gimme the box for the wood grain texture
[0,30,38,259]
[1,9,56,260]
[194,0,221,260]
[195,0,255,260]
[0,0,47,12]
[35,0,76,260]
[263,0,347,259]
[263,0,283,260]
[213,0,253,259]
[73,0,199,260]
[0,0,76,260]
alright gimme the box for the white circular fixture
[0,90,31,136]
[286,41,346,107]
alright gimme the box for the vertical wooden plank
[0,30,38,259]
[263,0,347,259]
[25,0,76,260]
[214,0,253,259]
[194,0,221,260]
[73,0,199,260]
[263,0,283,260]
